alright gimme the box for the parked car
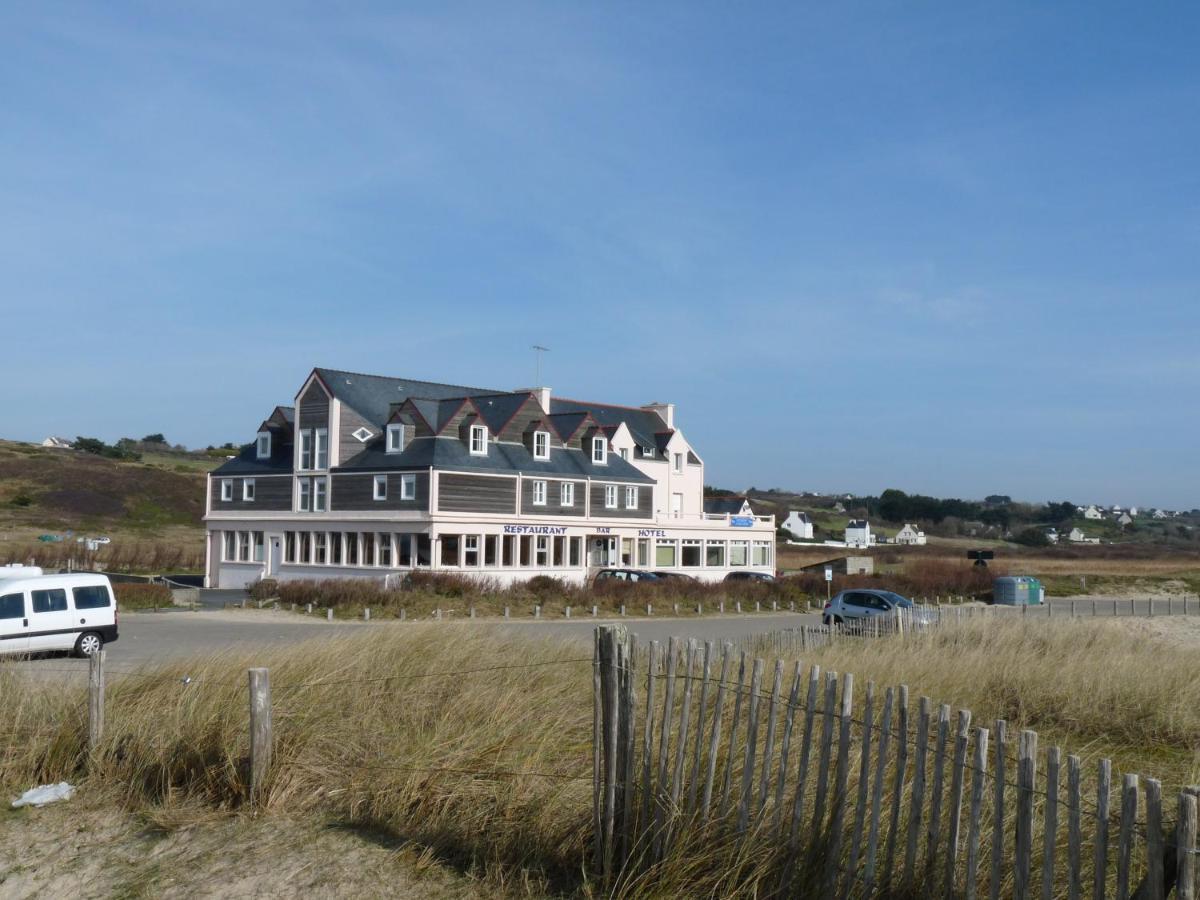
[651,571,696,581]
[0,573,119,657]
[593,569,660,585]
[724,571,776,583]
[822,589,935,627]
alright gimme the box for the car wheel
[75,632,103,657]
[822,615,831,626]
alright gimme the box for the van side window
[73,586,111,609]
[31,589,68,613]
[0,593,23,619]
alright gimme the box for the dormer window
[592,436,607,465]
[642,445,655,458]
[386,424,405,454]
[469,424,488,456]
[533,430,550,460]
[256,432,271,459]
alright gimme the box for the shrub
[113,582,173,610]
[248,579,279,602]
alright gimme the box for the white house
[1046,528,1060,544]
[845,520,872,548]
[1117,512,1133,527]
[41,436,72,449]
[781,511,814,540]
[1083,505,1103,520]
[1068,527,1086,542]
[1128,506,1139,517]
[1153,509,1169,519]
[894,523,926,546]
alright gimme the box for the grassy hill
[0,439,213,539]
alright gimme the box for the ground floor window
[535,536,550,566]
[637,539,650,567]
[346,533,359,566]
[569,536,582,567]
[363,532,376,566]
[441,535,460,566]
[681,539,702,567]
[284,531,296,563]
[464,535,479,566]
[378,533,393,567]
[753,541,772,567]
[485,535,498,566]
[655,540,677,567]
[730,540,748,566]
[705,541,725,567]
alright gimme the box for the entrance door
[590,537,617,567]
[268,537,282,576]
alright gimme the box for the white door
[671,493,683,519]
[28,587,75,652]
[268,537,282,576]
[0,589,29,654]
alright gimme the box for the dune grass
[2,616,1198,896]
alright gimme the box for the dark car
[724,571,776,583]
[651,571,696,581]
[593,569,660,585]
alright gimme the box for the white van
[0,565,44,581]
[0,574,119,657]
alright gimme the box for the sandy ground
[0,801,502,899]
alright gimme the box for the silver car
[822,589,934,627]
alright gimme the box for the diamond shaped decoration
[352,427,374,443]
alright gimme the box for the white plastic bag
[11,782,74,808]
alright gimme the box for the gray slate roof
[550,398,669,449]
[704,497,750,515]
[314,368,496,426]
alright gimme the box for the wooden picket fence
[592,623,1200,898]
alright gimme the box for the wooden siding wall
[437,473,517,514]
[209,475,293,511]
[588,482,654,519]
[502,397,560,446]
[330,472,430,511]
[338,404,376,466]
[520,478,586,517]
[298,381,330,430]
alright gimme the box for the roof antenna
[532,345,551,385]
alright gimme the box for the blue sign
[730,516,754,527]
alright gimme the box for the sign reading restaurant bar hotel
[203,367,776,589]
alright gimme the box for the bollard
[88,649,105,751]
[565,606,571,618]
[290,603,296,613]
[772,600,777,612]
[306,603,312,615]
[591,605,597,617]
[697,603,702,615]
[326,608,333,622]
[241,598,246,610]
[435,608,442,620]
[620,604,626,617]
[719,601,725,613]
[789,601,794,612]
[735,601,742,614]
[1148,598,1153,618]
[647,603,653,616]
[1091,599,1096,616]
[469,606,476,619]
[248,668,272,804]
[534,605,541,618]
[364,607,370,622]
[399,608,406,621]
[504,606,510,618]
[673,603,679,616]
[755,601,761,612]
[1071,599,1076,617]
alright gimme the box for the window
[553,536,566,566]
[535,536,550,566]
[256,432,271,459]
[533,480,547,506]
[0,593,23,619]
[346,533,359,566]
[298,479,311,511]
[642,445,655,458]
[314,532,327,564]
[373,475,387,501]
[560,482,574,506]
[625,486,639,510]
[220,479,233,502]
[604,485,617,509]
[730,541,749,566]
[681,540,702,567]
[313,477,327,512]
[299,531,312,564]
[378,534,392,567]
[223,531,237,561]
[469,424,488,455]
[331,533,343,565]
[637,539,650,567]
[533,431,550,460]
[619,448,629,461]
[441,535,460,566]
[484,535,498,566]
[592,436,607,464]
[32,589,68,613]
[73,585,111,609]
[315,429,329,469]
[362,532,375,565]
[569,537,582,567]
[400,474,416,500]
[397,534,412,567]
[753,542,772,567]
[285,531,296,563]
[352,427,373,442]
[238,531,251,562]
[243,479,256,502]
[502,535,515,566]
[464,535,479,566]
[673,452,683,474]
[705,541,726,567]
[300,430,313,470]
[387,423,405,453]
[655,541,677,567]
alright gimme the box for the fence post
[1015,730,1038,900]
[88,649,105,751]
[1179,793,1197,900]
[364,607,370,621]
[326,608,333,621]
[594,624,631,881]
[248,667,272,804]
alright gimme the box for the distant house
[1117,513,1133,527]
[781,511,814,540]
[1068,527,1086,542]
[1153,509,1169,519]
[845,520,872,548]
[704,496,754,518]
[832,502,846,514]
[41,436,72,449]
[894,523,926,546]
[1046,528,1060,544]
[1083,505,1103,520]
[1128,506,1139,517]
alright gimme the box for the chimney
[519,387,552,414]
[642,401,674,429]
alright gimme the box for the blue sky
[2,3,1198,507]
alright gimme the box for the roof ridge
[554,396,658,413]
[316,366,496,394]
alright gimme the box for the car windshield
[877,591,912,607]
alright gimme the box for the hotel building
[204,368,776,588]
